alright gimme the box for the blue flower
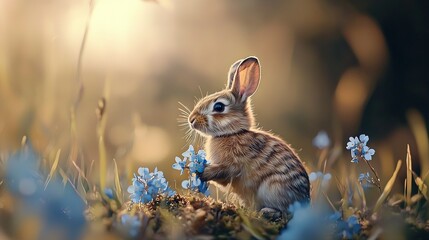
[328,212,361,239]
[279,202,320,240]
[173,145,210,196]
[308,171,331,188]
[127,167,175,204]
[346,134,375,163]
[346,137,359,150]
[182,175,201,189]
[173,146,208,174]
[40,181,86,240]
[359,134,369,145]
[5,145,43,199]
[279,202,361,240]
[151,167,164,179]
[172,157,187,175]
[336,215,361,239]
[198,181,210,196]
[182,145,195,158]
[358,172,371,183]
[104,188,114,199]
[312,131,331,149]
[189,149,208,174]
[362,146,375,161]
[358,172,374,189]
[138,167,151,180]
[5,143,86,240]
[189,161,205,173]
[328,211,342,221]
[120,214,142,237]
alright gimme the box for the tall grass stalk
[97,81,110,194]
[113,159,123,203]
[406,145,412,208]
[407,110,429,178]
[44,149,61,189]
[374,160,402,213]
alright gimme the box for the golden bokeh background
[1,0,428,186]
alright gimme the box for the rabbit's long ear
[230,56,260,102]
[226,59,242,89]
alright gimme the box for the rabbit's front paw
[199,165,213,182]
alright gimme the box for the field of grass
[0,120,428,239]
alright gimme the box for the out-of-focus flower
[346,134,375,162]
[358,172,371,183]
[358,172,374,189]
[5,143,86,240]
[328,211,361,239]
[336,215,361,239]
[309,171,332,188]
[312,131,331,149]
[104,188,114,199]
[280,203,361,240]
[41,181,86,240]
[328,211,342,221]
[279,202,324,239]
[127,167,175,204]
[173,145,210,196]
[5,144,43,200]
[120,214,142,237]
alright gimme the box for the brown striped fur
[186,57,310,213]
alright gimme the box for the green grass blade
[374,160,402,213]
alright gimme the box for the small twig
[322,191,337,212]
[75,0,95,91]
[362,157,382,192]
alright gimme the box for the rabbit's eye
[213,102,225,112]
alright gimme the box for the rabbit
[186,56,310,215]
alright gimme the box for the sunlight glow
[65,0,172,71]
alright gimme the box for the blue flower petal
[312,131,331,149]
[359,134,369,144]
[182,180,190,189]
